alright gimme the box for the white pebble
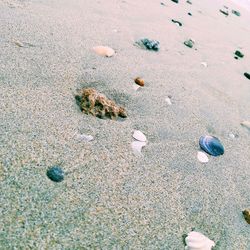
[131,141,146,155]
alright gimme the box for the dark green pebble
[47,166,64,182]
[244,72,250,80]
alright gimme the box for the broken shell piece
[242,209,250,224]
[184,39,195,48]
[197,151,209,163]
[75,133,94,142]
[241,121,250,131]
[165,97,172,105]
[131,141,146,155]
[201,62,208,67]
[132,84,141,91]
[134,77,145,86]
[185,231,215,250]
[93,46,115,57]
[13,40,24,47]
[133,130,147,142]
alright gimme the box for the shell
[133,130,147,142]
[199,135,224,156]
[185,231,215,250]
[197,151,209,163]
[165,97,172,105]
[244,73,250,80]
[46,166,64,182]
[201,62,208,67]
[75,133,94,142]
[184,39,195,48]
[93,46,115,57]
[131,141,146,155]
[241,121,250,130]
[135,38,160,51]
[242,209,250,224]
[134,77,145,86]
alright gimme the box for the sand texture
[0,0,250,249]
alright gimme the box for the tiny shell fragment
[241,121,250,131]
[197,151,209,163]
[133,130,147,142]
[131,141,147,155]
[185,231,215,250]
[93,46,115,57]
[165,97,172,105]
[242,209,250,224]
[75,133,94,142]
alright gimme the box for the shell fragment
[131,141,146,155]
[197,151,209,163]
[185,231,215,250]
[93,46,115,57]
[133,130,147,142]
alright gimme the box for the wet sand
[0,0,250,249]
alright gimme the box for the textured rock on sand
[0,0,250,249]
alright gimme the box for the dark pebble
[171,0,178,3]
[188,12,192,16]
[171,19,182,26]
[160,2,165,5]
[199,135,224,156]
[186,0,192,4]
[140,38,160,51]
[184,39,194,48]
[235,50,244,58]
[232,10,241,16]
[47,166,64,182]
[244,72,250,80]
[220,9,229,16]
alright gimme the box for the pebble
[93,46,115,57]
[241,121,250,130]
[172,19,182,26]
[134,77,145,86]
[165,96,172,105]
[188,12,192,16]
[46,166,64,182]
[220,9,229,16]
[136,38,160,51]
[186,0,192,4]
[171,0,178,3]
[197,151,209,163]
[244,72,250,80]
[232,10,240,16]
[242,209,250,224]
[184,39,195,48]
[235,50,244,58]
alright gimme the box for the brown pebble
[243,209,250,224]
[134,77,145,87]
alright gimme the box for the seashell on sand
[133,130,147,142]
[131,141,146,155]
[201,62,208,67]
[75,133,94,142]
[185,231,215,250]
[241,121,250,131]
[165,97,172,105]
[199,135,224,156]
[197,151,209,163]
[93,46,115,57]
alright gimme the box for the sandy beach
[0,0,250,249]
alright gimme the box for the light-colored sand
[0,0,249,249]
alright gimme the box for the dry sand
[0,0,250,249]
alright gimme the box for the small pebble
[171,0,178,3]
[242,209,250,224]
[244,72,250,80]
[171,19,182,26]
[220,9,229,16]
[188,12,192,16]
[46,166,64,182]
[184,39,195,48]
[228,133,235,139]
[232,10,240,16]
[186,0,192,4]
[136,38,160,51]
[93,46,115,57]
[235,50,244,58]
[134,77,145,86]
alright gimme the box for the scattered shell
[93,46,115,57]
[228,133,235,139]
[13,40,24,47]
[133,130,147,142]
[172,19,182,26]
[186,0,192,4]
[201,62,208,67]
[134,77,145,86]
[171,0,179,3]
[135,38,160,51]
[75,133,94,142]
[131,141,147,155]
[132,84,141,91]
[241,121,250,130]
[184,39,195,48]
[197,151,209,163]
[242,209,250,224]
[165,97,172,105]
[220,9,229,16]
[76,88,127,120]
[188,12,192,16]
[244,72,250,80]
[46,166,64,182]
[232,10,240,16]
[185,231,215,250]
[199,135,224,156]
[13,40,35,48]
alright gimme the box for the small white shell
[165,97,172,105]
[93,46,115,57]
[133,130,147,142]
[228,133,235,139]
[131,141,146,155]
[75,133,94,142]
[197,151,209,163]
[201,62,208,67]
[132,84,141,91]
[185,231,215,250]
[241,121,250,130]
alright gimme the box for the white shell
[165,97,172,105]
[75,133,94,142]
[132,84,141,91]
[201,62,208,67]
[228,133,235,139]
[197,151,209,163]
[131,141,146,155]
[133,130,147,142]
[241,121,250,130]
[185,231,215,250]
[93,46,115,57]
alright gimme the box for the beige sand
[0,0,249,249]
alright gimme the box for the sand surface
[0,0,250,249]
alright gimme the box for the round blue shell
[199,135,224,156]
[47,166,64,182]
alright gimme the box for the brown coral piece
[134,77,145,87]
[242,209,250,224]
[78,88,127,120]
